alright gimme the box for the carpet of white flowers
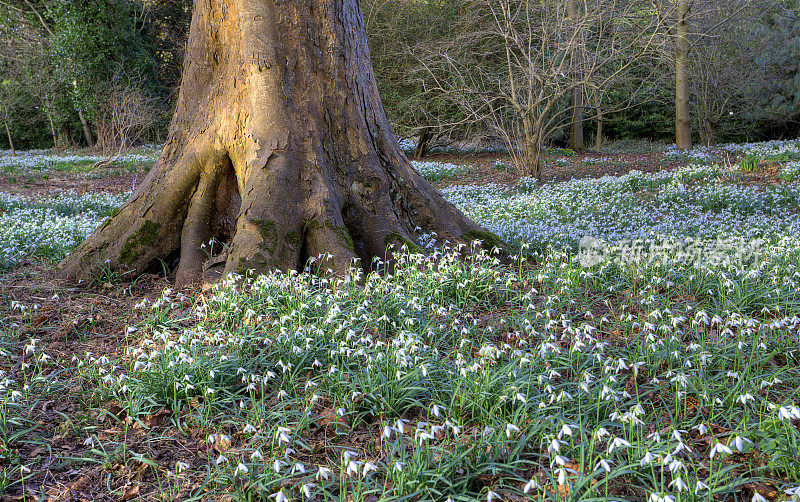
[0,147,159,175]
[1,141,800,501]
[0,191,130,268]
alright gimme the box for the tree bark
[58,0,485,286]
[78,109,94,148]
[701,118,716,147]
[675,0,692,151]
[2,116,15,157]
[44,106,58,153]
[567,0,584,151]
[414,127,434,159]
[522,117,542,180]
[592,88,602,151]
[594,113,602,152]
[569,87,584,151]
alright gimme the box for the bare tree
[363,0,473,158]
[94,70,158,164]
[426,0,665,179]
[689,2,779,146]
[0,69,24,156]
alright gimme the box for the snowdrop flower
[523,478,540,493]
[487,490,501,501]
[175,461,190,473]
[649,493,675,502]
[607,437,631,453]
[736,393,755,405]
[362,462,378,476]
[556,468,567,485]
[505,423,520,438]
[694,480,709,494]
[235,463,249,477]
[316,466,332,481]
[215,455,228,465]
[731,436,752,452]
[595,458,612,472]
[270,490,289,502]
[301,483,315,499]
[250,450,263,461]
[669,477,689,492]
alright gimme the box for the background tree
[567,0,585,151]
[674,0,691,150]
[428,0,664,179]
[688,2,781,146]
[48,0,159,147]
[364,0,475,158]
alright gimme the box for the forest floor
[0,141,799,502]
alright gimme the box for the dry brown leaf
[114,484,139,502]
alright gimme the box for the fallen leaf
[115,484,139,502]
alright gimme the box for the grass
[0,140,799,501]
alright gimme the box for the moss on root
[119,220,161,265]
[253,219,278,253]
[236,252,277,276]
[461,230,508,251]
[285,230,300,247]
[307,219,355,252]
[384,231,423,254]
[331,225,354,252]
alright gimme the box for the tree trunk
[414,127,434,159]
[45,106,58,153]
[567,0,584,151]
[595,114,603,152]
[592,88,602,151]
[522,118,542,180]
[57,0,485,286]
[675,0,691,151]
[569,88,584,151]
[2,117,15,157]
[78,109,94,148]
[702,119,716,147]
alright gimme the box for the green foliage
[739,155,760,172]
[49,0,157,120]
[546,147,577,157]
